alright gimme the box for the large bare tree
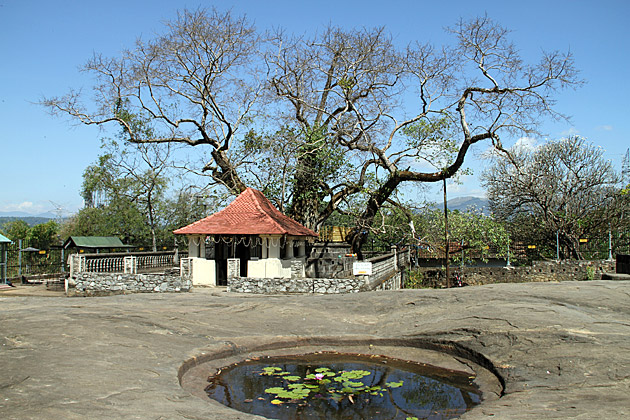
[267,16,580,253]
[43,8,264,195]
[43,10,579,253]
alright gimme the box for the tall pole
[609,229,613,261]
[18,239,22,277]
[556,231,560,260]
[506,238,511,266]
[443,178,450,288]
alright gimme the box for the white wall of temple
[182,234,312,280]
[189,257,216,286]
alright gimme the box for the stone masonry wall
[228,276,366,294]
[415,260,615,287]
[69,271,192,296]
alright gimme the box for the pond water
[205,352,481,420]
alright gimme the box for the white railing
[85,256,125,273]
[73,250,187,274]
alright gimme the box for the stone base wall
[414,260,615,287]
[68,272,192,296]
[228,276,366,294]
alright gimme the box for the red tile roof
[173,188,318,237]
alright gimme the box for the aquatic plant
[260,366,403,405]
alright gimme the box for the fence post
[391,246,397,271]
[556,231,560,260]
[608,230,613,261]
[124,256,137,274]
[18,239,22,277]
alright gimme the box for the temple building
[174,188,318,286]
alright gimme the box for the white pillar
[267,236,281,259]
[200,237,206,259]
[188,236,200,258]
[262,237,268,259]
[298,241,306,258]
[286,239,294,258]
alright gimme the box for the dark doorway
[235,242,250,277]
[215,242,228,286]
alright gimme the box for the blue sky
[1,0,628,215]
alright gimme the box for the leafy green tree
[1,220,30,241]
[27,220,60,249]
[414,209,509,264]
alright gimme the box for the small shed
[1,233,12,284]
[63,236,133,254]
[174,188,318,285]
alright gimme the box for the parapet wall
[68,270,192,296]
[228,276,366,294]
[416,260,615,287]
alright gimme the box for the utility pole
[443,178,450,288]
[622,148,629,186]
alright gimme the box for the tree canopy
[482,136,622,259]
[43,9,580,252]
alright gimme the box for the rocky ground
[1,280,629,419]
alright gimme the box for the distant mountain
[447,196,489,213]
[0,216,56,228]
[0,211,32,217]
[0,211,58,218]
[427,196,490,214]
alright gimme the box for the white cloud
[0,201,47,214]
[560,127,580,137]
[597,125,613,131]
[479,137,538,160]
[514,136,538,150]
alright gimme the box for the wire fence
[411,231,630,267]
[4,239,66,282]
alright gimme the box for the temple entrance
[213,237,261,285]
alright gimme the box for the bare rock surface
[1,280,629,419]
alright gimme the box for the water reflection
[205,353,481,420]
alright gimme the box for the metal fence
[411,230,630,267]
[4,239,66,281]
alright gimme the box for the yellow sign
[38,250,47,255]
[527,245,536,249]
[579,238,588,243]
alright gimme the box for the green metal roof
[63,236,132,249]
[0,233,12,244]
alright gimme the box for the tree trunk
[288,152,326,231]
[349,176,402,257]
[209,149,247,195]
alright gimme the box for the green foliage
[0,220,60,249]
[27,221,60,249]
[416,208,509,263]
[483,136,622,259]
[1,220,31,241]
[260,365,402,405]
[404,269,427,289]
[402,115,471,176]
